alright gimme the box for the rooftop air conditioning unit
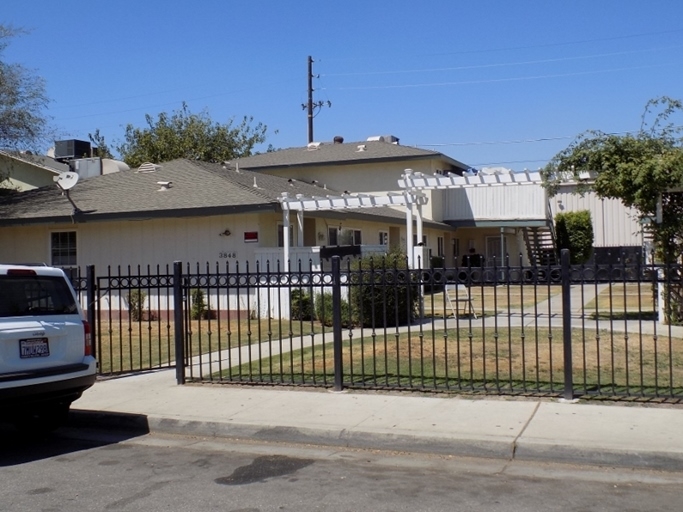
[54,139,92,160]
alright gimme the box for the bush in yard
[190,288,209,320]
[127,289,146,321]
[290,289,314,321]
[555,210,594,264]
[350,251,419,328]
[315,292,351,327]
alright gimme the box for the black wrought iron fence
[73,265,176,375]
[73,251,683,401]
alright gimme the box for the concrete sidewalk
[70,369,683,471]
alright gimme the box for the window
[412,235,427,246]
[0,275,77,317]
[353,229,362,246]
[378,231,389,245]
[51,231,77,267]
[486,236,507,266]
[330,227,362,246]
[437,237,444,257]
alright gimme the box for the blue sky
[4,1,683,171]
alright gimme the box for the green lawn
[220,325,683,394]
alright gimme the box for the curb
[69,409,683,471]
[514,441,683,472]
[69,410,515,460]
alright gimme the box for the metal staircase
[523,200,560,266]
[523,226,558,266]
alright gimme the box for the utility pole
[302,55,331,143]
[307,56,314,143]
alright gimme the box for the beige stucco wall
[0,213,272,270]
[0,210,454,270]
[261,157,452,222]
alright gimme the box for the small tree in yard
[190,288,208,320]
[127,289,146,321]
[543,97,683,264]
[555,210,594,264]
[543,97,683,322]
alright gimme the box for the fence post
[173,261,185,385]
[332,256,343,392]
[86,265,96,361]
[561,249,574,400]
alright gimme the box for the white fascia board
[278,192,413,211]
[398,170,543,189]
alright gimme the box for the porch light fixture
[219,229,231,237]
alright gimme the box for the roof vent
[333,135,344,144]
[367,135,399,144]
[157,181,172,191]
[356,145,366,152]
[137,162,161,173]
[307,142,323,150]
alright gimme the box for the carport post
[561,249,574,400]
[173,261,186,385]
[332,256,344,392]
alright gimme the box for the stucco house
[0,157,454,276]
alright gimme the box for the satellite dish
[54,171,80,191]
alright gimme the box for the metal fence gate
[74,251,683,401]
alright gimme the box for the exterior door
[486,235,507,266]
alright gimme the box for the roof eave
[0,203,280,227]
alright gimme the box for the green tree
[0,25,52,193]
[555,210,594,264]
[542,97,683,264]
[113,102,269,167]
[0,25,50,151]
[88,128,114,159]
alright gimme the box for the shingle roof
[0,159,440,227]
[226,140,469,172]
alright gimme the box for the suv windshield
[0,275,79,317]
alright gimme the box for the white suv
[0,264,96,429]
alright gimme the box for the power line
[320,28,683,63]
[470,158,551,168]
[329,63,670,91]
[322,45,683,78]
[416,125,683,149]
[417,135,577,147]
